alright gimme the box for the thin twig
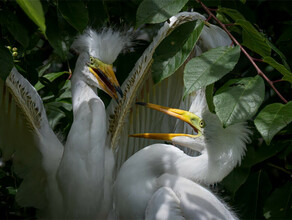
[267,163,292,176]
[196,0,288,103]
[273,79,284,84]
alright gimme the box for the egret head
[130,102,206,150]
[72,28,133,101]
[87,56,123,101]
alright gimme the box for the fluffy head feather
[71,28,132,64]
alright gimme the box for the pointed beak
[130,102,204,142]
[88,57,123,102]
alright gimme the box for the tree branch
[196,0,288,103]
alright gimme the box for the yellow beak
[129,102,204,142]
[88,57,123,101]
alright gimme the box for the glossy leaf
[234,171,272,219]
[264,182,292,219]
[58,1,88,32]
[0,46,14,80]
[46,8,74,61]
[152,20,204,84]
[1,12,29,48]
[266,40,290,71]
[35,72,69,91]
[221,166,250,196]
[236,19,271,57]
[16,0,46,34]
[184,45,240,96]
[254,102,292,145]
[217,7,245,21]
[136,0,188,27]
[263,56,292,84]
[205,83,215,113]
[214,76,265,127]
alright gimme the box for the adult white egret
[113,89,250,219]
[0,28,131,218]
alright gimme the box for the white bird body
[114,89,250,219]
[0,28,129,219]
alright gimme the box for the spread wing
[0,67,63,214]
[107,12,232,171]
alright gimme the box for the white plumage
[113,89,250,219]
[0,28,130,218]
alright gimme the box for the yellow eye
[90,57,94,63]
[199,120,205,128]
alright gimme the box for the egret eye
[199,120,205,128]
[90,57,94,63]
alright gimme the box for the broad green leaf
[16,0,46,34]
[1,11,29,48]
[235,19,271,57]
[254,102,292,145]
[241,143,286,168]
[205,83,215,113]
[263,182,292,219]
[58,1,88,32]
[217,7,245,21]
[45,101,72,130]
[266,40,290,71]
[46,9,74,60]
[136,0,188,27]
[0,46,13,80]
[152,20,204,84]
[263,56,292,85]
[234,171,272,219]
[35,72,69,91]
[221,166,250,196]
[214,76,265,127]
[184,46,240,96]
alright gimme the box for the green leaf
[217,7,245,21]
[152,20,204,84]
[35,71,69,91]
[1,11,29,48]
[266,40,290,71]
[254,102,292,145]
[263,182,292,219]
[184,46,241,96]
[16,0,46,34]
[221,166,251,196]
[263,56,292,84]
[46,8,74,60]
[234,170,272,219]
[214,76,265,127]
[235,19,271,57]
[58,1,88,32]
[205,83,215,113]
[45,101,72,130]
[0,46,14,80]
[136,0,188,27]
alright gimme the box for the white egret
[113,88,250,219]
[0,28,131,218]
[107,12,233,172]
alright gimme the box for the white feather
[71,28,132,64]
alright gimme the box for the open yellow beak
[129,102,204,142]
[88,56,123,102]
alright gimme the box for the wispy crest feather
[71,28,132,64]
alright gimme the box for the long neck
[176,148,237,185]
[176,123,248,185]
[71,53,100,114]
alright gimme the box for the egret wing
[146,174,237,219]
[108,12,232,171]
[0,68,63,214]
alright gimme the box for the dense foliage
[0,0,291,219]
